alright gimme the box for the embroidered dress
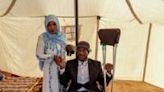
[36,15,66,92]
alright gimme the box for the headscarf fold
[39,15,66,70]
[44,15,66,49]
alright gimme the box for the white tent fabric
[0,0,164,89]
[0,17,44,77]
[0,0,98,17]
[145,24,164,88]
[98,22,149,80]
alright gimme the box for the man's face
[77,47,89,61]
[47,21,57,34]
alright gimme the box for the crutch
[98,28,120,92]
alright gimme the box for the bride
[36,15,66,92]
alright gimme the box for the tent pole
[74,0,79,46]
[95,16,101,60]
[102,44,107,92]
[111,44,118,92]
[58,15,98,18]
[142,23,152,81]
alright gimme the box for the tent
[0,0,164,89]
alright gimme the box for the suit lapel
[88,59,94,83]
[73,59,78,83]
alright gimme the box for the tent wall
[0,17,44,77]
[145,24,164,88]
[97,20,164,88]
[0,17,97,77]
[59,17,98,60]
[97,20,149,80]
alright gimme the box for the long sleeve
[36,35,53,60]
[59,61,71,88]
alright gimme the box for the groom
[56,41,113,92]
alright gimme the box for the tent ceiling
[1,0,164,24]
[0,0,97,17]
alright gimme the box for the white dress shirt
[77,60,89,91]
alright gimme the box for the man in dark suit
[56,41,112,92]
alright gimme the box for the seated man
[56,41,113,92]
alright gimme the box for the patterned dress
[36,15,66,92]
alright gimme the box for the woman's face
[47,21,57,34]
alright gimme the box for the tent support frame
[125,0,143,24]
[143,23,152,81]
[0,0,16,17]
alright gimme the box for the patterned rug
[0,77,42,92]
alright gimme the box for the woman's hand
[54,56,65,69]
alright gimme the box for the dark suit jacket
[59,58,112,92]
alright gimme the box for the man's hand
[104,63,113,74]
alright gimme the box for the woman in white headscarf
[36,15,66,92]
